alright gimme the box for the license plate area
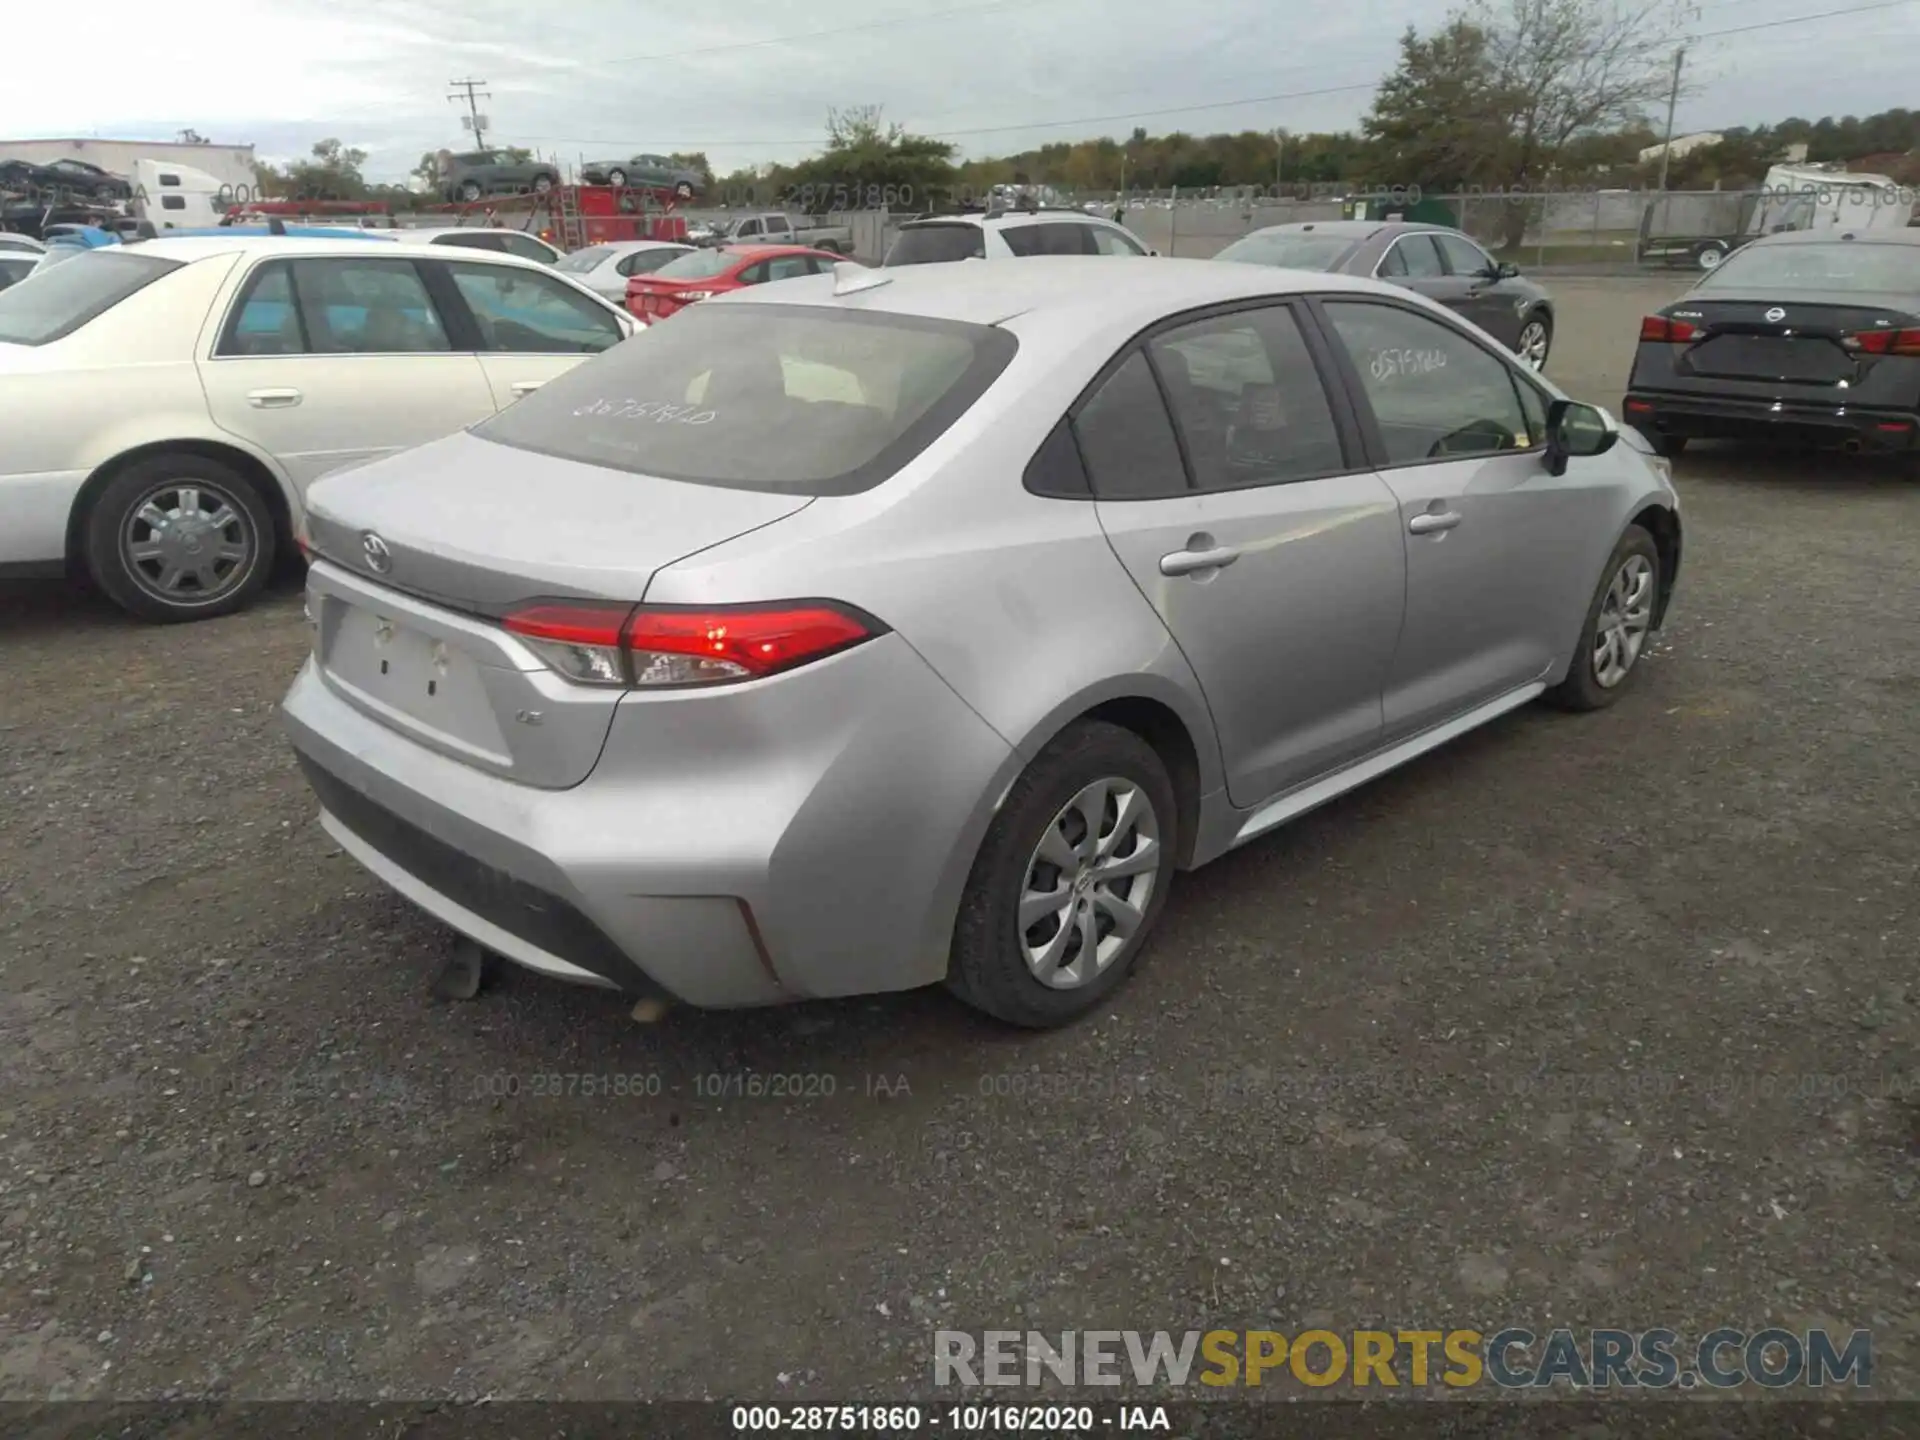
[321,602,513,765]
[1688,335,1849,383]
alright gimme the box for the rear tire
[82,452,275,623]
[532,174,555,195]
[1694,240,1728,271]
[608,169,628,188]
[675,181,695,201]
[946,722,1177,1029]
[1544,525,1661,713]
[459,181,483,204]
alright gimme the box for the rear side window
[885,224,986,265]
[617,248,682,276]
[499,233,555,264]
[556,245,614,273]
[1037,223,1096,256]
[434,232,506,253]
[472,303,1017,496]
[288,257,452,354]
[0,249,183,345]
[1000,226,1043,257]
[218,261,307,355]
[1070,351,1187,499]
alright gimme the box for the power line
[1689,0,1915,37]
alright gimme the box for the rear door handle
[510,380,544,396]
[246,388,302,408]
[1409,511,1462,534]
[1159,544,1241,577]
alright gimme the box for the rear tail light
[502,601,882,689]
[1841,327,1920,356]
[1640,315,1698,343]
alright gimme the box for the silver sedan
[552,240,693,302]
[283,257,1682,1028]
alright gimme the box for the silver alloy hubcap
[121,482,254,604]
[1019,777,1161,989]
[1593,553,1655,689]
[1519,321,1549,371]
[1699,247,1723,269]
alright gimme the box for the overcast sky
[3,0,1914,180]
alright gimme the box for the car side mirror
[1544,398,1618,475]
[1495,261,1521,279]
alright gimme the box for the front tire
[675,181,696,201]
[1516,311,1552,372]
[532,174,555,195]
[1544,525,1660,712]
[608,169,628,188]
[82,453,275,623]
[1695,240,1728,271]
[946,722,1177,1028]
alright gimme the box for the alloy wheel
[119,480,258,607]
[1518,320,1550,371]
[1018,777,1162,989]
[1593,553,1655,689]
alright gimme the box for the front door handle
[510,380,545,396]
[1160,541,1241,577]
[246,388,302,408]
[1409,511,1462,534]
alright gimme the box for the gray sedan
[283,257,1679,1028]
[1215,221,1558,371]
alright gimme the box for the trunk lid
[300,429,812,788]
[1644,291,1920,401]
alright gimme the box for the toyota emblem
[1764,307,1787,323]
[361,532,392,574]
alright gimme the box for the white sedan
[551,239,693,303]
[0,235,637,622]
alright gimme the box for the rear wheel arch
[1017,693,1211,869]
[68,440,296,572]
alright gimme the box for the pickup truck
[702,212,852,254]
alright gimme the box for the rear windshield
[1697,242,1920,293]
[652,248,739,280]
[556,245,614,273]
[885,224,987,265]
[0,249,182,345]
[472,302,1018,496]
[1213,231,1358,271]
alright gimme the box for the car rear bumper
[1623,390,1920,451]
[0,469,88,567]
[281,632,1018,1009]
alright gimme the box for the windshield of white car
[1694,241,1920,293]
[0,249,182,345]
[471,303,1018,496]
[556,245,615,272]
[651,248,738,280]
[1212,231,1359,270]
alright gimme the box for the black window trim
[1303,293,1551,474]
[211,253,461,361]
[1034,295,1374,503]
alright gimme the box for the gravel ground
[1,277,1916,1405]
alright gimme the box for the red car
[624,243,850,322]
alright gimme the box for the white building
[0,138,256,192]
[1638,131,1725,164]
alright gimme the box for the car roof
[395,227,549,240]
[718,254,1401,325]
[904,210,1130,230]
[114,235,563,269]
[1745,226,1920,248]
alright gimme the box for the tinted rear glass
[1213,231,1358,271]
[556,245,615,272]
[0,249,183,345]
[885,224,986,265]
[1696,241,1920,293]
[472,302,1017,496]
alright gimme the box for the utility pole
[1656,47,1685,191]
[1273,128,1287,191]
[447,78,491,143]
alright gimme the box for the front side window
[1435,233,1495,277]
[289,257,451,354]
[1148,305,1346,489]
[1090,225,1147,256]
[472,303,1016,496]
[1037,223,1096,256]
[1322,300,1532,464]
[446,262,622,354]
[0,249,183,346]
[1378,235,1445,279]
